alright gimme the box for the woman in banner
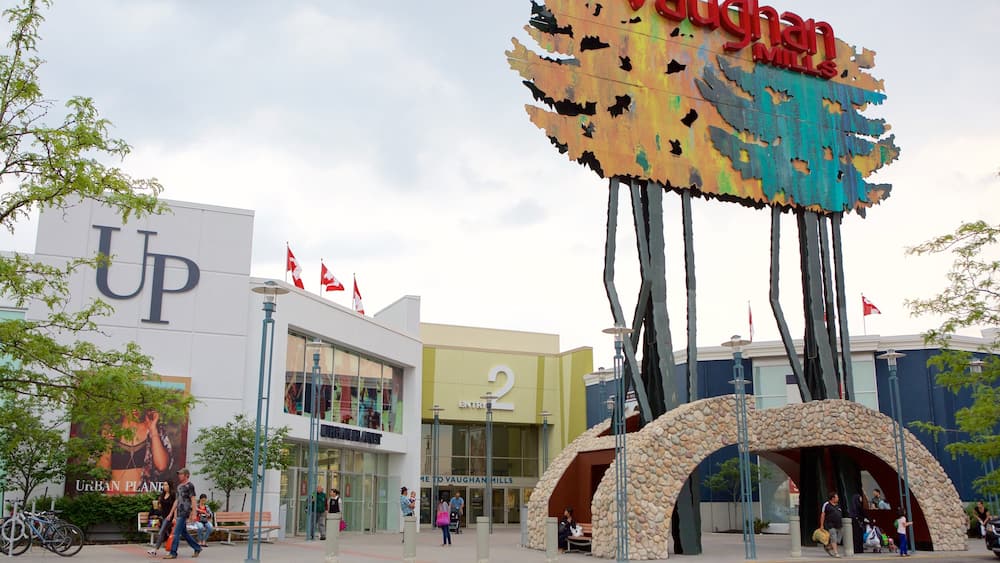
[97,409,173,493]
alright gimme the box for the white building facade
[18,198,421,534]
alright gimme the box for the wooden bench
[566,522,592,554]
[137,511,161,546]
[214,511,280,545]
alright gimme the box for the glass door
[506,489,521,524]
[362,475,375,532]
[491,489,505,526]
[468,487,484,526]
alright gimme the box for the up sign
[92,225,200,324]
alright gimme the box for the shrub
[753,518,770,534]
[55,493,158,542]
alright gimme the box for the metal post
[306,341,322,541]
[545,517,558,563]
[246,281,287,563]
[880,349,913,554]
[842,517,854,557]
[540,410,551,473]
[604,325,632,562]
[403,516,416,563]
[325,513,341,563]
[789,515,801,557]
[482,393,496,534]
[885,359,905,511]
[724,335,756,560]
[256,304,279,560]
[432,405,443,511]
[477,516,490,563]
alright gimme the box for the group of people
[818,488,912,558]
[309,485,343,540]
[399,487,466,547]
[146,467,208,559]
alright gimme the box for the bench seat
[214,511,280,545]
[567,522,593,554]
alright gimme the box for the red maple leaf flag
[286,244,305,289]
[352,275,365,315]
[320,261,345,292]
[748,302,754,342]
[862,295,882,316]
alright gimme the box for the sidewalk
[4,529,983,562]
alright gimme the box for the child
[195,494,214,547]
[894,510,913,557]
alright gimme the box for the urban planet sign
[507,0,898,215]
[93,225,200,324]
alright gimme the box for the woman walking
[147,481,176,557]
[436,498,452,546]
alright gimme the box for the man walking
[164,467,202,559]
[449,491,465,533]
[820,491,844,558]
[313,485,328,540]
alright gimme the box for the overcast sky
[2,1,998,365]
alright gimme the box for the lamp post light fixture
[481,392,497,533]
[246,281,288,563]
[539,410,552,473]
[722,335,756,560]
[431,405,445,509]
[878,348,913,554]
[305,338,325,541]
[602,324,633,563]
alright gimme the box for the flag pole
[862,294,867,336]
[285,242,289,285]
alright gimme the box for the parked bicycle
[0,500,84,557]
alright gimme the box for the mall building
[0,197,595,536]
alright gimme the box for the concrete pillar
[403,515,416,563]
[325,513,341,563]
[842,517,854,557]
[545,517,558,563]
[477,516,490,563]
[789,515,801,557]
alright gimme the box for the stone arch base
[527,397,967,559]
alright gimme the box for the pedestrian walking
[436,499,452,546]
[313,485,327,540]
[164,467,202,559]
[820,492,843,558]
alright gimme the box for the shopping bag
[812,527,830,545]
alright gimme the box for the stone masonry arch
[574,397,967,559]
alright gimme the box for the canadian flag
[286,245,304,289]
[862,295,881,316]
[320,261,345,292]
[748,302,754,342]
[352,276,365,315]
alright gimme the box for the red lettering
[758,6,782,46]
[655,0,686,20]
[780,12,810,53]
[814,21,837,60]
[751,42,780,65]
[687,0,720,29]
[720,0,752,51]
[818,60,838,79]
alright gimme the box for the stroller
[449,510,462,534]
[862,520,884,552]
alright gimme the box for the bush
[55,493,158,542]
[753,518,770,534]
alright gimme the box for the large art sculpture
[508,0,899,553]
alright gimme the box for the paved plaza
[3,529,989,562]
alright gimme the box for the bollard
[789,515,801,557]
[477,516,490,563]
[325,513,341,563]
[545,517,559,563]
[842,517,854,557]
[403,515,417,563]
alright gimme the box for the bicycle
[0,502,84,557]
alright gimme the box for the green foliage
[704,457,773,531]
[55,492,157,541]
[0,1,191,458]
[193,414,291,510]
[753,517,770,535]
[0,395,71,499]
[906,220,1000,499]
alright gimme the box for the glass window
[359,358,381,429]
[469,427,485,457]
[390,366,403,433]
[285,334,306,415]
[380,365,396,432]
[334,349,359,425]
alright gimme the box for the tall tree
[194,414,291,510]
[0,0,190,446]
[906,220,1000,498]
[0,395,68,499]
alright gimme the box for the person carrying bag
[436,499,452,546]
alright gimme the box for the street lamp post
[722,335,756,560]
[431,405,444,510]
[305,338,324,541]
[481,392,497,534]
[247,282,288,563]
[603,325,632,563]
[878,349,913,553]
[539,410,552,473]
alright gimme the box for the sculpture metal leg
[818,217,843,396]
[604,177,652,423]
[769,207,809,401]
[799,210,838,398]
[831,214,855,400]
